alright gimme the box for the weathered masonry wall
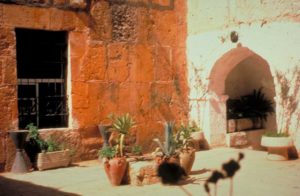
[187,0,300,149]
[0,0,188,171]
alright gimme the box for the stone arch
[206,46,276,147]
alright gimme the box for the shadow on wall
[0,176,79,196]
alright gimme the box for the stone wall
[0,0,188,171]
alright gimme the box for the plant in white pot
[261,69,300,161]
[261,131,293,161]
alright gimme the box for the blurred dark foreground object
[157,161,187,184]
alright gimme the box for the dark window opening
[16,29,68,129]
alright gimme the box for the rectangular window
[16,29,68,129]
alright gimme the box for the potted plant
[176,123,196,175]
[36,136,72,171]
[24,123,44,169]
[261,131,293,160]
[131,145,143,156]
[99,113,135,186]
[188,121,204,151]
[227,88,274,131]
[152,122,180,165]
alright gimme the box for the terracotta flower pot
[191,131,204,151]
[104,157,127,186]
[179,148,195,175]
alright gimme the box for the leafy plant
[131,145,142,155]
[189,121,202,132]
[110,113,135,135]
[26,123,39,141]
[264,131,289,137]
[26,123,46,150]
[227,88,274,123]
[176,123,194,149]
[109,113,135,157]
[98,146,117,159]
[45,137,62,152]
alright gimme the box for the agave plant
[110,113,135,157]
[153,122,179,157]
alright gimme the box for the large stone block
[82,43,106,81]
[154,46,173,81]
[0,27,15,57]
[89,1,112,41]
[107,64,130,82]
[72,81,89,109]
[129,44,154,82]
[118,83,136,113]
[0,86,17,130]
[0,4,3,24]
[226,132,248,147]
[108,43,129,62]
[49,9,75,30]
[150,9,178,46]
[3,57,17,85]
[135,7,152,44]
[69,31,88,58]
[3,5,50,29]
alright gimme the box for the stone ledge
[226,129,265,150]
[129,161,160,186]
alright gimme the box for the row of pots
[103,148,196,186]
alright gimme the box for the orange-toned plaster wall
[0,0,188,171]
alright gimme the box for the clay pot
[103,157,127,186]
[191,131,204,151]
[179,148,195,175]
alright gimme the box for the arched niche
[206,47,276,147]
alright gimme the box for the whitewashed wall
[187,0,300,150]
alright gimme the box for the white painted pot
[261,136,293,148]
[261,136,293,161]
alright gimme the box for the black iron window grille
[16,29,69,129]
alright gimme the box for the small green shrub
[45,137,62,152]
[264,131,289,137]
[131,145,142,155]
[26,123,46,150]
[98,146,116,159]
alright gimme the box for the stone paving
[1,148,300,196]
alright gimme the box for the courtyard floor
[0,147,300,196]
